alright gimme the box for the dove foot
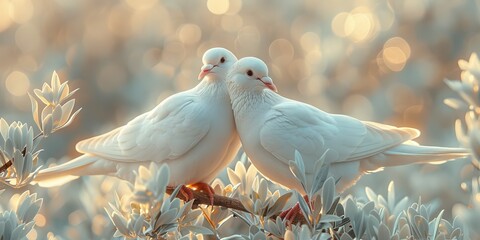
[176,182,215,206]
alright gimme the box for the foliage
[0,55,479,239]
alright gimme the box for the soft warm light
[300,32,320,51]
[8,0,34,24]
[382,37,411,72]
[27,229,37,240]
[269,38,294,64]
[0,0,12,32]
[35,214,46,227]
[5,71,30,96]
[331,12,349,37]
[221,15,243,32]
[178,24,202,45]
[332,7,377,42]
[207,0,229,15]
[125,0,157,10]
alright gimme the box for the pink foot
[176,182,215,206]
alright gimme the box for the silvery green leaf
[413,215,428,239]
[5,138,14,158]
[169,185,183,203]
[289,160,307,192]
[339,234,353,240]
[319,214,341,223]
[362,201,375,215]
[61,108,82,129]
[21,152,33,182]
[321,177,335,213]
[27,94,41,131]
[295,191,311,225]
[435,233,446,240]
[267,192,292,217]
[133,214,145,234]
[42,114,53,136]
[34,88,50,105]
[22,198,42,224]
[258,179,268,202]
[111,212,129,235]
[182,225,214,235]
[182,209,202,224]
[326,197,340,215]
[61,88,79,103]
[51,71,61,94]
[0,118,8,140]
[450,228,461,238]
[59,99,75,127]
[52,104,63,128]
[57,81,68,102]
[377,223,390,239]
[430,209,444,239]
[155,208,178,228]
[227,168,241,186]
[13,149,24,179]
[13,125,22,149]
[310,164,329,197]
[239,195,254,213]
[16,191,33,221]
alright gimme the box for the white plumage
[35,48,241,187]
[226,57,469,193]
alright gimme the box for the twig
[165,186,307,225]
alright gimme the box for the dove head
[198,47,238,81]
[227,57,278,93]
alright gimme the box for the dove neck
[231,89,278,121]
[195,79,230,100]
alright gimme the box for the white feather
[227,57,469,194]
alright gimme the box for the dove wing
[259,101,418,173]
[75,92,211,163]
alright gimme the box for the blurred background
[0,0,479,238]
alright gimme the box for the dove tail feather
[33,155,103,187]
[360,144,469,172]
[380,144,469,166]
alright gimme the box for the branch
[165,186,308,225]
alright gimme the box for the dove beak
[198,64,216,80]
[259,76,278,92]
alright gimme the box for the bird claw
[189,182,215,207]
[176,182,215,207]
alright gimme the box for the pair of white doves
[35,48,468,198]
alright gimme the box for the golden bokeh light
[35,214,47,227]
[207,0,229,15]
[300,32,321,51]
[332,7,378,43]
[5,71,30,96]
[221,15,243,32]
[125,0,157,10]
[0,0,12,32]
[226,0,242,15]
[382,37,411,72]
[269,38,294,64]
[8,0,34,24]
[178,24,202,45]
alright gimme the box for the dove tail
[33,155,101,187]
[380,144,469,166]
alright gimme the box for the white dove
[35,48,241,204]
[226,57,469,195]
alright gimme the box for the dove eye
[220,57,225,63]
[247,70,253,76]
